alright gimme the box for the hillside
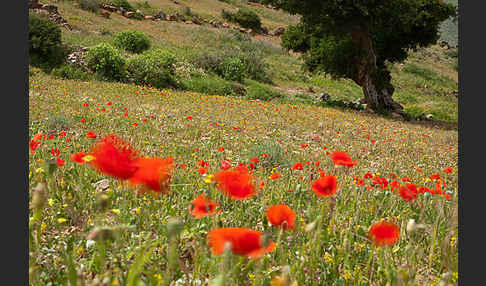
[28,2,459,285]
[32,0,458,123]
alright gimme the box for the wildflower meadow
[28,71,458,286]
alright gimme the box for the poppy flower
[88,135,139,179]
[391,180,401,191]
[251,157,259,164]
[70,152,87,164]
[198,167,208,175]
[368,221,400,247]
[364,172,373,179]
[429,174,441,180]
[207,228,275,258]
[292,162,303,171]
[189,195,220,218]
[356,179,365,186]
[30,140,41,152]
[128,157,174,194]
[444,168,453,174]
[51,148,60,157]
[56,158,65,167]
[270,173,281,180]
[213,165,256,200]
[266,204,296,230]
[311,175,338,197]
[330,151,357,167]
[218,147,224,152]
[398,184,418,202]
[220,160,231,170]
[59,131,66,138]
[32,133,45,141]
[419,186,431,194]
[87,131,97,139]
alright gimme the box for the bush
[51,64,92,81]
[114,30,151,54]
[29,13,66,71]
[85,43,126,81]
[126,49,178,89]
[220,58,244,82]
[246,141,288,170]
[76,0,99,13]
[245,80,283,101]
[180,76,246,96]
[222,8,262,31]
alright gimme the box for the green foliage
[126,49,178,89]
[180,75,246,96]
[76,0,100,13]
[221,8,262,31]
[85,43,126,81]
[245,80,283,101]
[114,30,151,54]
[51,64,92,81]
[220,58,244,82]
[402,64,455,87]
[29,13,66,71]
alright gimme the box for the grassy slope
[40,0,458,123]
[29,69,458,285]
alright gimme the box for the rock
[92,179,110,192]
[145,15,153,20]
[124,11,134,18]
[442,45,449,50]
[116,10,123,15]
[42,4,58,13]
[29,0,42,9]
[101,4,117,12]
[100,10,111,18]
[391,112,402,119]
[247,28,253,34]
[169,15,177,21]
[425,114,434,120]
[154,11,166,20]
[271,27,285,36]
[222,23,229,28]
[239,27,246,33]
[319,93,331,101]
[261,26,268,34]
[248,2,265,8]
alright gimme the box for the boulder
[153,11,166,20]
[100,10,111,18]
[101,4,117,12]
[145,15,153,20]
[272,27,285,36]
[124,11,134,18]
[42,4,58,13]
[169,15,177,21]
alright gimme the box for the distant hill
[439,0,458,47]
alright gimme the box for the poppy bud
[32,183,47,211]
[166,217,184,238]
[87,227,114,241]
[95,193,110,212]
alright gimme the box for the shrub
[180,76,246,97]
[246,141,288,170]
[222,8,262,31]
[85,43,126,81]
[51,64,92,81]
[76,0,99,13]
[126,49,178,89]
[220,57,244,82]
[245,80,283,101]
[29,13,66,71]
[114,30,151,54]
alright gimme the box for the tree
[272,0,456,115]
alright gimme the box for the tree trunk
[351,26,404,115]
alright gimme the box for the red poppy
[190,195,220,218]
[330,151,357,167]
[314,161,320,167]
[364,172,373,179]
[87,131,97,139]
[311,175,338,197]
[198,167,208,175]
[389,173,397,179]
[32,133,45,141]
[218,147,225,152]
[391,180,401,191]
[88,135,138,179]
[356,179,365,186]
[266,204,296,230]
[401,176,411,182]
[214,165,256,200]
[292,162,303,170]
[300,144,308,148]
[186,116,193,120]
[70,152,87,164]
[270,173,281,180]
[419,186,431,194]
[429,174,441,180]
[128,157,174,194]
[368,221,400,247]
[59,131,66,138]
[207,228,275,258]
[56,158,65,167]
[444,168,453,174]
[398,184,418,202]
[179,164,187,169]
[220,160,231,170]
[30,140,41,152]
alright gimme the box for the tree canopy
[271,0,456,114]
